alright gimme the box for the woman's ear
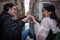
[49,11,52,16]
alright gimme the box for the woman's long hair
[43,4,60,26]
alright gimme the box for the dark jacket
[55,32,60,40]
[46,30,57,40]
[0,11,25,40]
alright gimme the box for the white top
[34,17,60,40]
[25,23,30,30]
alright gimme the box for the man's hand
[22,15,32,22]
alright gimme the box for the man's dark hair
[3,3,15,12]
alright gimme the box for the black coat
[46,30,57,40]
[0,11,25,40]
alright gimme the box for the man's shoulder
[0,13,11,21]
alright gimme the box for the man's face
[9,6,18,16]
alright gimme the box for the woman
[31,4,60,40]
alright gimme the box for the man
[0,3,31,40]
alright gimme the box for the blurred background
[0,0,60,40]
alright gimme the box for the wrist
[33,19,37,23]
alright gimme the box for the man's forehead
[12,6,17,8]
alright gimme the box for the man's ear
[8,8,10,10]
[7,7,9,10]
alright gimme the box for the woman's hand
[30,16,37,23]
[22,15,32,22]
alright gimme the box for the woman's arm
[33,17,50,40]
[49,20,60,34]
[30,16,37,23]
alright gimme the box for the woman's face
[42,8,51,18]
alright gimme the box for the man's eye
[14,9,17,10]
[12,8,17,10]
[42,10,44,12]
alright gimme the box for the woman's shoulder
[42,17,50,21]
[40,17,50,24]
[42,17,57,25]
